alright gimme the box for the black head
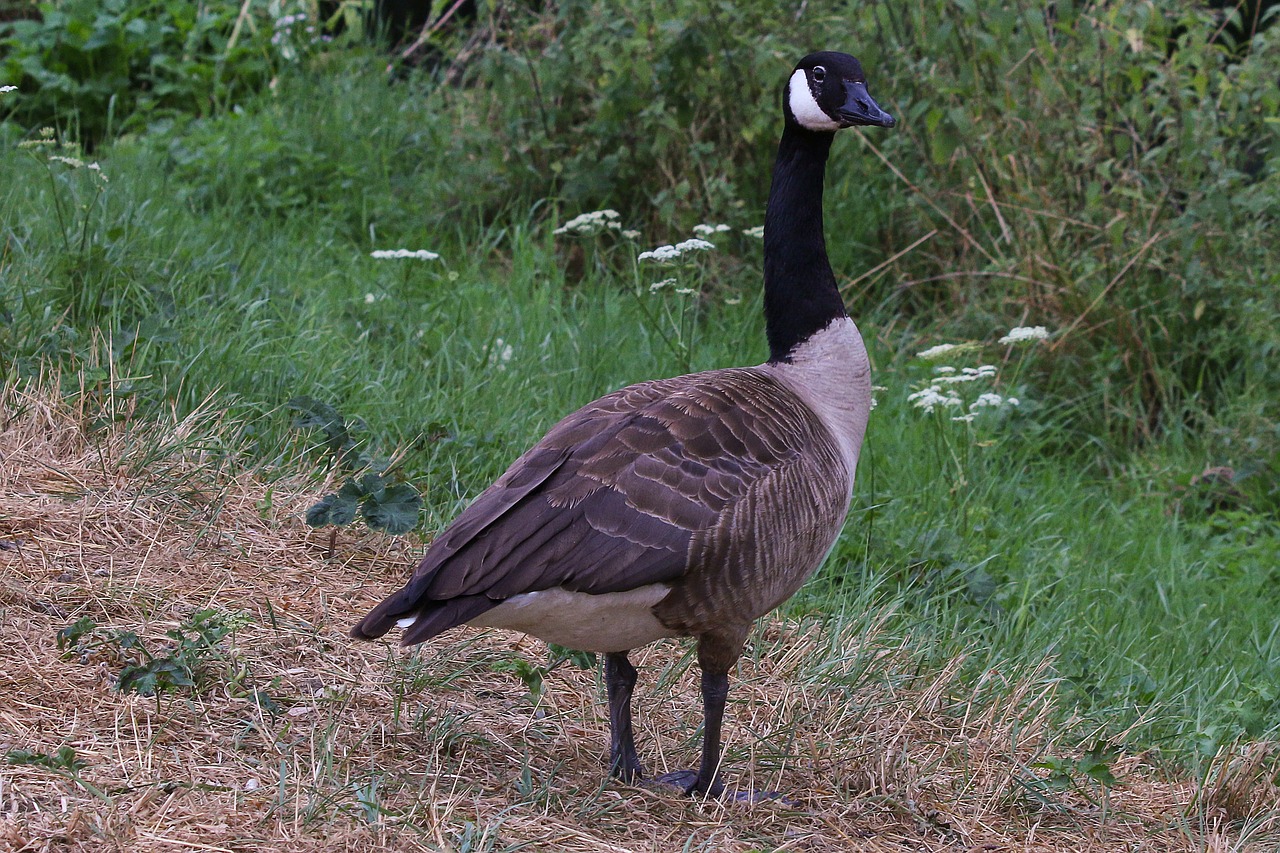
[784,51,895,132]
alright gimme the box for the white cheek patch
[788,69,840,132]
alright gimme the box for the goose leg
[656,630,746,798]
[605,651,643,782]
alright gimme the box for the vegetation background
[2,0,1279,849]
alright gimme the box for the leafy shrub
[0,0,277,147]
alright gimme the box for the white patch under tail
[467,583,678,654]
[788,69,839,132]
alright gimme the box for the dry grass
[2,376,1278,853]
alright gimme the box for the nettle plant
[289,396,423,556]
[56,609,250,710]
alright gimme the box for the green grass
[2,56,1277,775]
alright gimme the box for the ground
[2,379,1277,852]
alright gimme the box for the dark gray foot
[653,769,724,798]
[651,771,793,804]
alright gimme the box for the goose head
[785,51,895,133]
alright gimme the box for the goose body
[353,51,895,797]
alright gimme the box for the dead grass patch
[2,377,1277,852]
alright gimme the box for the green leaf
[1079,741,1120,788]
[361,482,422,535]
[56,616,98,652]
[306,491,359,528]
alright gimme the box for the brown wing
[351,368,845,645]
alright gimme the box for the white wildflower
[998,325,1050,345]
[674,287,696,295]
[553,209,622,236]
[488,338,514,370]
[908,386,963,413]
[621,229,641,240]
[638,245,681,263]
[648,278,676,292]
[637,238,715,264]
[693,223,732,236]
[970,392,1006,409]
[364,293,377,304]
[870,385,888,411]
[934,366,957,374]
[951,413,977,423]
[48,155,86,169]
[0,85,16,94]
[370,249,440,260]
[917,343,961,361]
[934,365,996,384]
[742,225,765,239]
[724,296,742,305]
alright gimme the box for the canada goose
[352,50,895,798]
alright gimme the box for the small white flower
[724,296,742,305]
[364,293,377,304]
[998,325,1050,345]
[553,209,622,236]
[917,343,961,361]
[934,366,957,375]
[648,278,676,292]
[370,249,440,260]
[908,386,963,413]
[638,245,679,263]
[488,338,514,370]
[693,223,732,236]
[637,238,715,264]
[674,287,696,295]
[0,85,16,94]
[971,392,1006,409]
[741,225,765,239]
[621,229,641,240]
[48,154,86,168]
[951,413,977,423]
[870,386,887,412]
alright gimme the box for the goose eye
[811,65,826,84]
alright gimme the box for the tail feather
[350,579,500,644]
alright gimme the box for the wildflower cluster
[998,325,1051,345]
[637,238,716,264]
[271,6,330,59]
[908,365,1019,421]
[741,225,765,239]
[907,326,1048,423]
[917,342,978,362]
[18,128,108,184]
[692,223,731,237]
[487,338,515,371]
[553,209,622,236]
[370,249,440,260]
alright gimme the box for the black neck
[763,124,848,363]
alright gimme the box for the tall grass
[2,2,1278,773]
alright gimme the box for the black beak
[837,81,895,128]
